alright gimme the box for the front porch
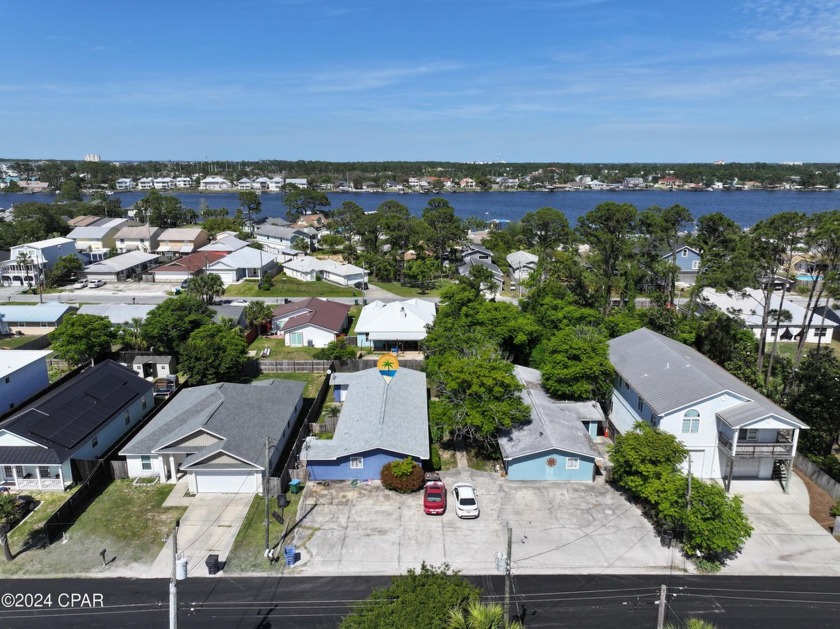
[718,429,796,493]
[1,464,71,492]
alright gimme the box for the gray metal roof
[120,380,304,468]
[498,366,601,460]
[78,303,156,325]
[608,328,807,428]
[305,367,429,460]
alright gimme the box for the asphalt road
[0,575,838,628]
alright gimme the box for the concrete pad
[149,493,253,578]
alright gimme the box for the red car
[423,477,447,515]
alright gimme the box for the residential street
[0,575,838,628]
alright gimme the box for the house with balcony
[175,177,193,188]
[0,360,153,492]
[199,176,232,190]
[255,224,311,253]
[268,176,285,191]
[154,177,176,190]
[137,177,154,190]
[67,217,130,262]
[155,228,210,259]
[115,178,135,191]
[0,237,78,287]
[114,225,162,253]
[608,328,808,492]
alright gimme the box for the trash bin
[284,545,296,567]
[290,479,301,494]
[661,530,673,548]
[205,553,220,575]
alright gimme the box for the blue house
[498,366,603,481]
[661,245,701,285]
[303,367,430,481]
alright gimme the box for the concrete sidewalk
[149,493,253,578]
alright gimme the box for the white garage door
[194,471,255,493]
[732,458,761,478]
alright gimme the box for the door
[681,450,705,477]
[732,458,761,478]
[194,471,254,493]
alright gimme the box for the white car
[73,279,88,289]
[452,482,480,519]
[89,279,106,288]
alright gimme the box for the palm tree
[0,494,18,561]
[244,301,274,338]
[447,601,523,629]
[124,317,147,350]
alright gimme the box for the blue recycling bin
[285,545,296,567]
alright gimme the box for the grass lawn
[224,277,356,298]
[371,279,455,298]
[253,371,326,399]
[0,335,44,348]
[0,480,186,576]
[225,491,303,574]
[249,336,320,361]
[466,446,501,472]
[769,339,840,361]
[347,305,362,335]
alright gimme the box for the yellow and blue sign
[377,353,399,383]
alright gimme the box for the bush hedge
[381,458,424,493]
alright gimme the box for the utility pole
[504,522,512,624]
[264,436,271,555]
[656,584,667,629]
[169,520,179,629]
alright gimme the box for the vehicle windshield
[426,493,442,503]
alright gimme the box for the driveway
[289,471,681,576]
[722,476,840,575]
[149,483,253,578]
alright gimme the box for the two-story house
[155,228,210,260]
[66,218,130,262]
[661,245,702,285]
[608,328,808,492]
[0,237,79,287]
[114,226,163,253]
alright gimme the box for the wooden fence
[256,359,333,373]
[275,371,332,492]
[795,453,840,501]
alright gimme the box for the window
[92,437,98,449]
[350,457,363,469]
[289,332,304,347]
[125,411,131,425]
[691,260,700,270]
[2,466,12,479]
[566,457,580,470]
[38,466,51,478]
[739,428,758,441]
[625,381,630,390]
[4,376,9,383]
[637,397,644,413]
[815,327,828,338]
[682,409,700,434]
[681,249,688,257]
[617,375,623,389]
[142,398,148,410]
[140,455,152,471]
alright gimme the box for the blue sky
[2,0,839,162]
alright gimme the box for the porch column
[168,455,178,483]
[784,460,792,494]
[159,458,168,483]
[726,457,734,493]
[11,466,18,490]
[58,466,64,490]
[36,466,43,490]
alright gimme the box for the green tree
[141,295,213,354]
[332,200,366,244]
[341,563,480,629]
[537,327,613,403]
[238,190,262,236]
[576,202,638,314]
[520,206,572,253]
[4,180,22,193]
[134,190,189,228]
[609,422,688,504]
[244,300,274,337]
[57,179,83,202]
[45,254,83,287]
[422,198,465,265]
[786,347,840,456]
[681,478,752,559]
[431,346,530,443]
[0,494,19,561]
[404,257,439,294]
[186,273,225,305]
[448,600,524,629]
[179,324,248,385]
[49,313,117,366]
[313,338,358,360]
[638,204,693,305]
[283,187,330,221]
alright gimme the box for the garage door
[194,471,255,493]
[732,458,761,478]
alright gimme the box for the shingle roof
[120,380,304,468]
[272,298,350,334]
[0,360,152,462]
[115,226,162,240]
[498,366,602,460]
[608,328,807,428]
[198,235,250,252]
[305,367,429,460]
[78,303,156,325]
[152,251,227,274]
[207,247,273,270]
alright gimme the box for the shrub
[430,445,442,471]
[381,458,424,493]
[807,454,840,484]
[830,499,840,518]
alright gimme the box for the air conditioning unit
[307,340,314,347]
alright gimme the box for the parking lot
[289,470,682,576]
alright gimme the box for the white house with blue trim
[499,366,602,481]
[608,328,808,491]
[303,367,429,481]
